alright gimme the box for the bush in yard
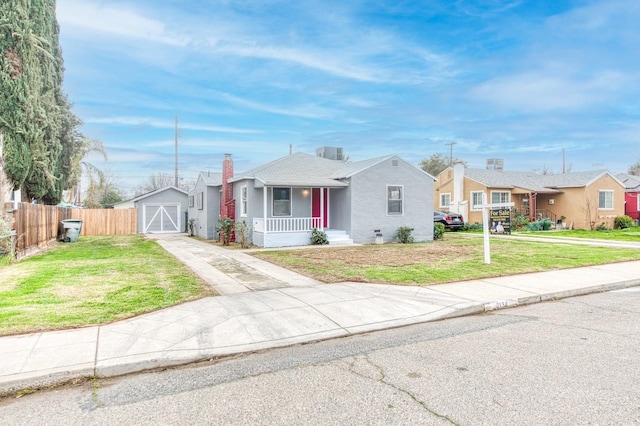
[596,222,609,231]
[527,218,552,231]
[217,217,234,245]
[512,210,530,229]
[434,222,445,240]
[310,228,328,245]
[395,226,414,243]
[235,220,252,248]
[614,215,634,229]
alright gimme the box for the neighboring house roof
[229,152,349,187]
[199,171,223,186]
[616,173,640,191]
[461,168,620,193]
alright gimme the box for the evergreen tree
[0,0,85,203]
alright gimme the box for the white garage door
[143,203,181,233]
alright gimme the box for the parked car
[434,210,464,230]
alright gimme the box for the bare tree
[629,160,640,176]
[581,191,597,230]
[135,173,192,196]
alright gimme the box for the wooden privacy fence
[9,203,137,255]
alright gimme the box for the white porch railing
[253,217,322,233]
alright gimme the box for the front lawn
[251,232,640,285]
[517,227,640,242]
[0,235,213,336]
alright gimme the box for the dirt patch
[278,244,473,267]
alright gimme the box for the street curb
[1,279,639,398]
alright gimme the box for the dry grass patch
[252,234,640,285]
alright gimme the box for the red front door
[312,188,328,228]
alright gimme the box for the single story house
[114,186,188,233]
[189,148,435,247]
[616,173,640,221]
[187,171,222,239]
[435,164,625,229]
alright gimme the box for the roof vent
[486,158,504,171]
[316,146,343,161]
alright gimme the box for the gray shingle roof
[616,173,640,191]
[229,152,349,187]
[199,171,222,186]
[463,168,613,193]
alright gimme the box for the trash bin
[60,219,83,243]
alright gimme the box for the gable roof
[199,171,222,186]
[128,186,187,203]
[461,168,619,193]
[229,152,348,187]
[228,152,430,187]
[616,173,640,191]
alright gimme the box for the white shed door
[143,204,180,233]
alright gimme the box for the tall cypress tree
[0,0,80,203]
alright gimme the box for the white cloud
[56,0,190,46]
[471,70,629,112]
[85,117,260,134]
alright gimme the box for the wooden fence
[8,203,137,256]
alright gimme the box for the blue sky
[55,0,640,193]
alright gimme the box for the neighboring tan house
[616,173,640,221]
[189,148,435,247]
[114,186,188,233]
[435,164,625,230]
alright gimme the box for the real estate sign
[490,208,511,234]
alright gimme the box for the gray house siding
[329,186,351,233]
[188,176,220,239]
[348,158,433,244]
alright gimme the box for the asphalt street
[2,287,639,425]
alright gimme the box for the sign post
[477,193,514,264]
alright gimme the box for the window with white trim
[197,192,203,210]
[240,186,248,216]
[189,195,194,207]
[471,191,484,211]
[440,193,451,208]
[387,185,403,215]
[491,191,510,204]
[637,194,640,211]
[273,187,291,216]
[598,190,613,209]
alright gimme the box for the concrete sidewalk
[1,234,640,397]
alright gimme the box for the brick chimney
[221,153,235,222]
[221,153,236,242]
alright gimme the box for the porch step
[324,229,354,245]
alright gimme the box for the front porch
[252,217,352,247]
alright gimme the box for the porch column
[320,187,325,230]
[529,192,537,222]
[263,186,268,233]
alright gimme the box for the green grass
[0,235,213,336]
[252,233,640,285]
[516,227,640,242]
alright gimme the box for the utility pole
[445,142,456,166]
[174,115,179,188]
